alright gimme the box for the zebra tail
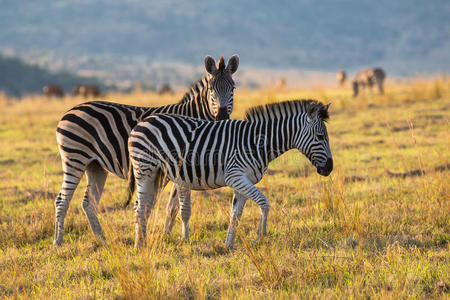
[124,159,135,208]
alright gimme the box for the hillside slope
[1,0,449,75]
[0,55,103,97]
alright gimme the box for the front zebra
[128,99,333,249]
[53,55,239,246]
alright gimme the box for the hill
[0,55,103,97]
[0,0,449,80]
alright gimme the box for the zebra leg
[163,185,179,234]
[225,174,270,245]
[134,170,163,249]
[81,161,108,242]
[368,80,374,92]
[225,192,247,250]
[177,186,191,241]
[377,81,384,95]
[53,165,85,246]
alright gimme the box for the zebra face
[205,55,239,120]
[296,103,333,176]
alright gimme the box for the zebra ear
[226,54,239,74]
[306,103,317,122]
[205,56,218,75]
[317,102,331,121]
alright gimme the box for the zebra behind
[336,70,347,86]
[352,68,386,97]
[53,55,239,246]
[128,99,333,249]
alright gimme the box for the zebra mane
[244,99,330,122]
[178,76,208,104]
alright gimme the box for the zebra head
[296,102,333,176]
[204,55,239,120]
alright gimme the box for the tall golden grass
[0,76,448,298]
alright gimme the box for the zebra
[336,70,347,86]
[43,85,64,98]
[53,54,239,246]
[128,99,333,249]
[352,68,386,97]
[72,84,102,98]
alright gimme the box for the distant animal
[336,70,347,86]
[43,85,64,98]
[72,84,101,98]
[275,77,287,90]
[128,100,333,249]
[352,68,386,97]
[52,55,239,246]
[157,83,174,95]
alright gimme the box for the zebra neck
[252,115,300,165]
[177,76,215,120]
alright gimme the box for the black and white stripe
[53,55,239,246]
[129,99,333,249]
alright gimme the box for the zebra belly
[173,179,225,191]
[171,167,227,190]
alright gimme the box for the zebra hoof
[94,236,109,247]
[225,241,234,251]
[53,239,62,247]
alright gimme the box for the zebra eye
[317,134,324,141]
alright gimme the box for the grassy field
[0,77,449,298]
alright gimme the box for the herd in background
[336,67,386,97]
[43,84,102,98]
[43,67,386,100]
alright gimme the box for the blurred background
[0,0,449,97]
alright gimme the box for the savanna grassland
[0,77,449,299]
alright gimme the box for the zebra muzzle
[317,158,333,176]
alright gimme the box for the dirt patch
[342,140,384,149]
[0,186,18,192]
[422,114,444,120]
[286,167,311,178]
[332,130,350,137]
[15,189,58,204]
[403,98,422,104]
[398,144,411,149]
[0,159,14,165]
[392,126,411,132]
[434,163,450,172]
[362,122,374,129]
[49,171,64,176]
[99,206,121,213]
[387,164,449,178]
[386,169,425,178]
[361,156,381,163]
[266,168,282,175]
[344,176,367,183]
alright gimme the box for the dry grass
[0,77,449,298]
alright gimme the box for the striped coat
[129,99,333,249]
